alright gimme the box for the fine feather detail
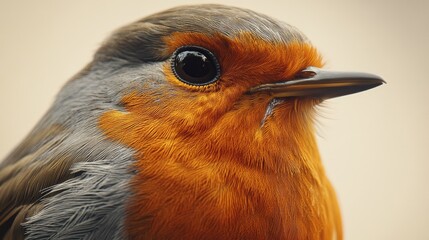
[0,4,345,240]
[0,129,136,239]
[24,146,134,240]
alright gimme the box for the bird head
[89,7,384,237]
[92,5,383,173]
[2,5,383,239]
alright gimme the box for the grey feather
[0,4,310,239]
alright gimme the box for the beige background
[1,0,428,239]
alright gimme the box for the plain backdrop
[1,0,428,239]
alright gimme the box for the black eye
[172,46,220,86]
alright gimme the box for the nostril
[295,69,317,79]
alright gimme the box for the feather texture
[0,4,346,239]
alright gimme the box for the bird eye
[172,46,220,86]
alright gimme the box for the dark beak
[248,67,385,99]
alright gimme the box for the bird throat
[98,96,339,239]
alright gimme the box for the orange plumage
[0,4,384,239]
[99,33,341,239]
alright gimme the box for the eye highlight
[171,46,220,86]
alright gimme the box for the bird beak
[247,67,385,99]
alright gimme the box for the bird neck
[98,98,339,239]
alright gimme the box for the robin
[0,4,384,240]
